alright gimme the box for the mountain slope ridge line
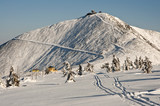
[132,29,160,52]
[96,14,160,53]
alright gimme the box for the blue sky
[0,0,160,44]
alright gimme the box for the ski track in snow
[94,75,118,96]
[113,77,160,106]
[94,72,160,106]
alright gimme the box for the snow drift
[0,13,160,74]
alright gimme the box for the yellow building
[32,69,39,72]
[48,66,57,72]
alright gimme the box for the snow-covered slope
[0,13,160,74]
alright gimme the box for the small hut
[48,66,57,72]
[32,69,39,72]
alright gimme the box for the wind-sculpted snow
[0,13,160,74]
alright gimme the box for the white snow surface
[0,12,160,74]
[0,64,160,106]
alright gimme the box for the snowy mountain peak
[0,12,160,74]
